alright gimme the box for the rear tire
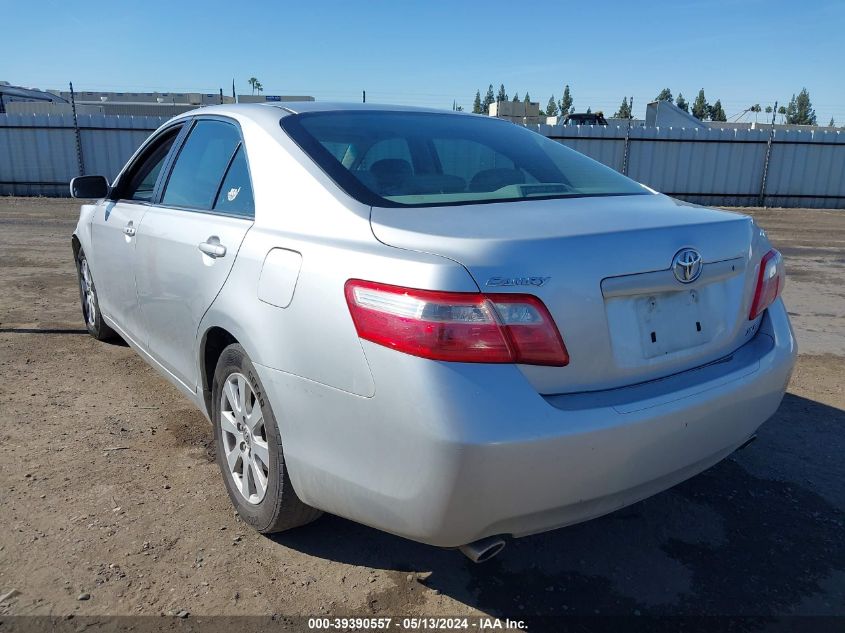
[75,248,116,341]
[212,343,322,533]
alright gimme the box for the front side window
[162,120,242,210]
[117,126,181,202]
[281,111,648,208]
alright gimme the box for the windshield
[281,111,649,208]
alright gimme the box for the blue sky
[4,0,844,123]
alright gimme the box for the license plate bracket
[636,289,712,358]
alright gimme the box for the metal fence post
[69,82,85,176]
[758,100,778,207]
[622,96,633,175]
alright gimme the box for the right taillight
[749,249,785,320]
[344,279,569,366]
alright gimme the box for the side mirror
[70,175,110,199]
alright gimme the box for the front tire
[212,343,322,533]
[75,248,116,341]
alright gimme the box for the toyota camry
[70,103,796,562]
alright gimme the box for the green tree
[482,85,495,114]
[691,89,708,120]
[785,88,816,125]
[586,106,592,114]
[709,99,727,122]
[247,77,259,95]
[675,93,689,112]
[798,92,818,124]
[613,96,632,119]
[545,95,559,116]
[655,88,673,102]
[765,105,773,114]
[784,96,795,121]
[472,90,483,114]
[496,84,508,103]
[777,105,787,124]
[512,92,520,102]
[829,117,836,127]
[524,93,531,104]
[559,85,573,115]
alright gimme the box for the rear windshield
[280,111,648,208]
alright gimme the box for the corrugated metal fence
[0,113,843,208]
[0,113,170,196]
[534,123,845,209]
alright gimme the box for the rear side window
[162,120,241,210]
[281,111,648,208]
[213,146,254,217]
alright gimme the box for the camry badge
[672,248,703,283]
[486,276,550,287]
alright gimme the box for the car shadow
[0,327,128,347]
[0,327,89,334]
[270,393,845,618]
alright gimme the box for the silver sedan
[70,103,796,562]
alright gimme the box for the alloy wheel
[219,372,270,504]
[79,256,97,328]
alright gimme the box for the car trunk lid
[370,193,761,394]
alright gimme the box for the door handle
[198,240,227,258]
[123,223,136,237]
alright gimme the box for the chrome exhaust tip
[458,536,506,563]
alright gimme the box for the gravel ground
[0,198,842,624]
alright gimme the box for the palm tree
[248,77,258,95]
[255,81,263,95]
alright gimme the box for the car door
[89,124,184,343]
[134,117,255,391]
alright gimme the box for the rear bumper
[255,299,796,547]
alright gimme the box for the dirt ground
[0,198,842,623]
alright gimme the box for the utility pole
[362,90,366,103]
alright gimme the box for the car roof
[170,102,474,124]
[264,101,464,115]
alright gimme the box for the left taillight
[749,249,785,320]
[344,279,569,366]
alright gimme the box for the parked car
[70,103,795,562]
[562,111,608,126]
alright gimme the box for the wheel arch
[200,326,239,417]
[198,299,270,419]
